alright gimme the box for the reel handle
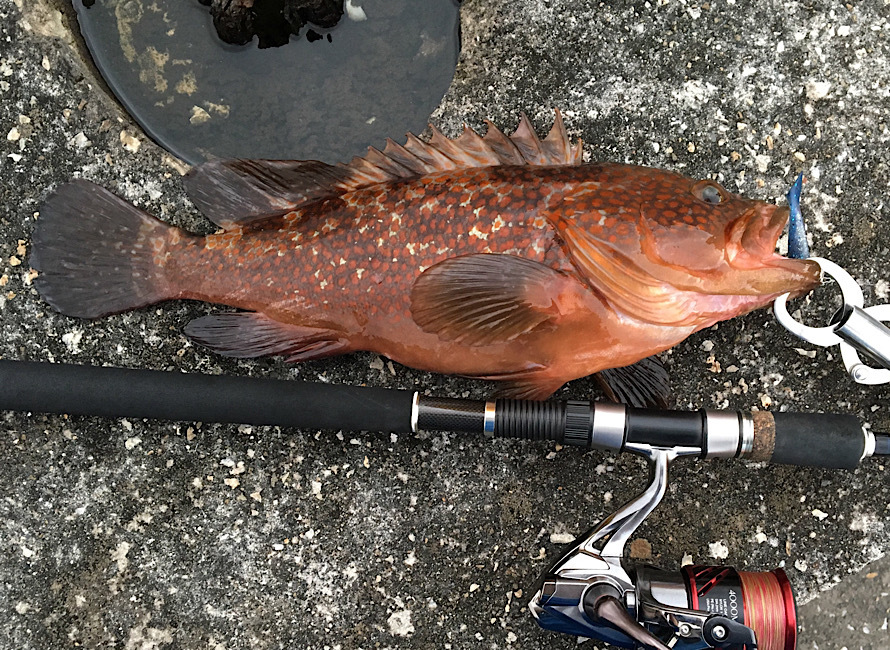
[530,445,796,650]
[583,584,671,650]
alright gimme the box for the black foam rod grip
[771,412,865,469]
[0,360,414,433]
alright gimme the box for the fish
[30,111,821,406]
[786,173,810,259]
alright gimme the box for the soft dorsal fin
[183,159,351,229]
[184,109,583,229]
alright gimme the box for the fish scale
[172,166,575,318]
[30,112,820,404]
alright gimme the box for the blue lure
[786,173,810,259]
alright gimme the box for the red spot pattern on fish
[30,111,821,405]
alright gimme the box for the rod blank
[0,360,414,433]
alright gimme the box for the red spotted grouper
[30,111,820,405]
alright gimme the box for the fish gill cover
[4,1,890,649]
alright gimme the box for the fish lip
[761,253,821,283]
[747,204,791,257]
[727,204,789,267]
[728,204,821,294]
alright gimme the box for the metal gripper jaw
[528,446,764,650]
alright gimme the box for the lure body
[787,172,810,259]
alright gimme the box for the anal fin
[185,312,349,362]
[595,356,671,408]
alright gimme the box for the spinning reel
[409,396,869,649]
[530,444,794,650]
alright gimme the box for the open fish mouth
[742,204,792,261]
[724,204,821,295]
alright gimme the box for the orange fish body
[31,113,820,403]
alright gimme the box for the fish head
[556,164,822,327]
[635,170,820,297]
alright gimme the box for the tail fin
[31,180,179,318]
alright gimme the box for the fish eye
[692,181,725,205]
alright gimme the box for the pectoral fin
[185,312,349,362]
[410,254,574,346]
[595,356,671,408]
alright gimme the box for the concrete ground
[798,554,890,650]
[2,1,890,648]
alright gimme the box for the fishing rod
[2,360,884,468]
[3,359,886,650]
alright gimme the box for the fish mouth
[727,205,821,295]
[742,204,791,259]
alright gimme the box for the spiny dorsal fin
[336,108,583,191]
[185,110,583,228]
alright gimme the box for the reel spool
[686,567,795,650]
[635,565,796,650]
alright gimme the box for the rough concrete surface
[1,0,889,649]
[798,553,890,650]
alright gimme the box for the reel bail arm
[0,360,870,650]
[530,444,778,649]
